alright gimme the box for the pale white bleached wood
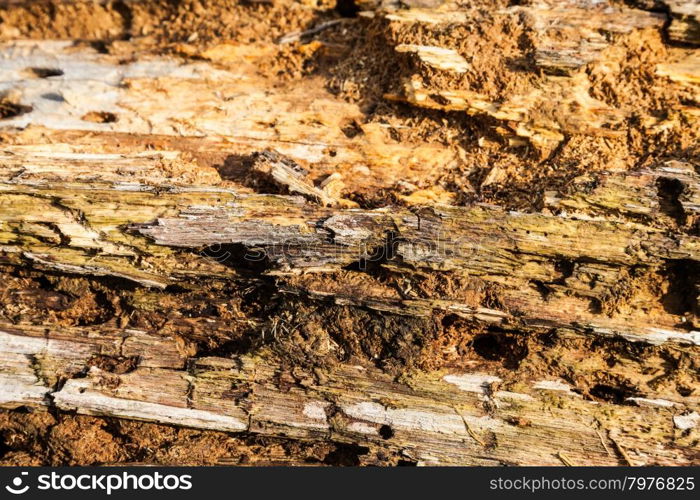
[588,325,700,347]
[533,380,579,395]
[54,374,248,432]
[627,397,680,408]
[673,411,699,430]
[395,45,470,73]
[442,374,501,394]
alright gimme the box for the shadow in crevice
[215,152,306,195]
[657,176,687,226]
[661,260,699,320]
[199,242,272,275]
[588,383,639,405]
[335,0,360,18]
[471,329,529,370]
[0,434,9,460]
[323,442,369,466]
[214,153,257,183]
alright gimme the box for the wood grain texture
[0,0,698,466]
[2,147,699,346]
[1,323,697,465]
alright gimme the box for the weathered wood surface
[1,145,699,462]
[0,0,698,466]
[1,147,699,344]
[383,1,698,156]
[0,39,459,195]
[0,322,697,466]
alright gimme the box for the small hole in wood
[341,119,363,138]
[81,111,118,123]
[25,67,64,78]
[379,424,394,440]
[41,92,64,102]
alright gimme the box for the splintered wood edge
[1,150,699,351]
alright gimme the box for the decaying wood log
[382,1,699,157]
[1,141,699,463]
[0,39,463,196]
[2,146,699,337]
[1,322,697,465]
[0,0,698,466]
